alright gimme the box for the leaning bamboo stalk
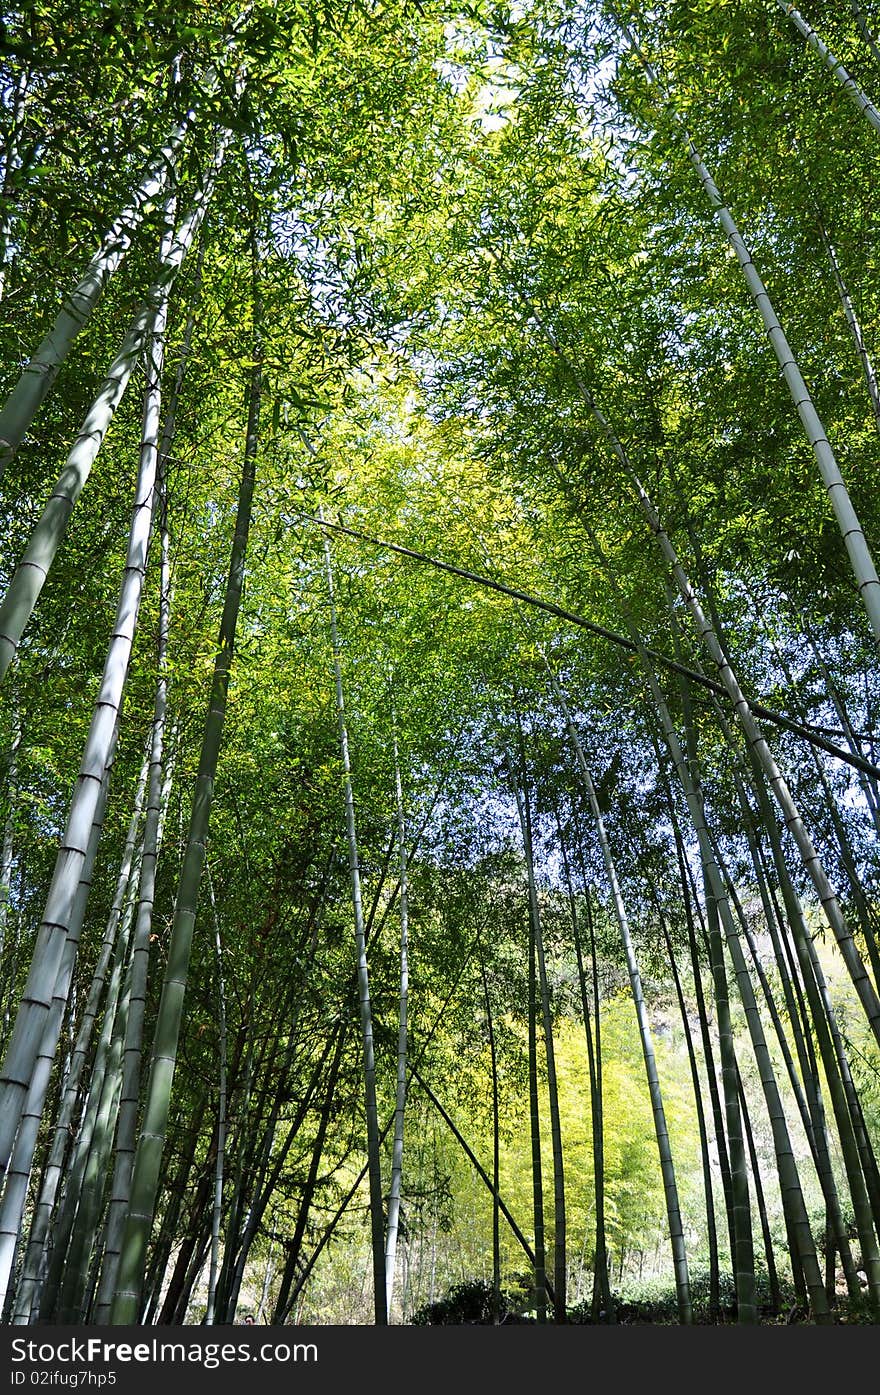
[0,106,191,477]
[760,613,880,988]
[797,610,880,833]
[664,584,880,1284]
[580,535,759,1320]
[852,0,880,65]
[308,514,880,784]
[579,362,880,1047]
[710,824,861,1297]
[600,556,828,1316]
[734,788,869,1295]
[408,1064,550,1289]
[736,1069,783,1311]
[0,155,222,684]
[776,0,880,132]
[646,625,832,1315]
[818,217,880,436]
[610,13,880,650]
[503,275,880,1039]
[0,23,250,479]
[657,690,829,1317]
[2,175,173,1298]
[747,758,880,1300]
[138,1108,203,1323]
[0,193,182,1177]
[654,744,740,1287]
[668,592,880,1300]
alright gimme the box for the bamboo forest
[8,0,880,1332]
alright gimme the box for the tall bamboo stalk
[0,724,20,963]
[12,751,149,1323]
[475,921,501,1323]
[514,759,567,1321]
[38,885,134,1322]
[110,326,261,1324]
[525,820,547,1324]
[59,959,131,1322]
[547,671,692,1322]
[93,309,176,1324]
[626,468,880,1049]
[204,870,227,1326]
[384,731,409,1318]
[736,1070,783,1311]
[470,270,880,1041]
[665,586,880,1299]
[321,523,387,1326]
[561,826,613,1320]
[655,896,721,1318]
[815,211,880,436]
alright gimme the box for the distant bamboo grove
[2,0,880,1325]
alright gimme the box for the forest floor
[407,1277,878,1324]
